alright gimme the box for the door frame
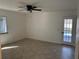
[62,16,77,46]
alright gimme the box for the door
[0,43,2,59]
[63,16,77,45]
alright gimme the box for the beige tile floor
[2,38,75,59]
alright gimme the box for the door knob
[62,32,64,34]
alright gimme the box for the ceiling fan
[18,2,42,13]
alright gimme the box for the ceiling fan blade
[32,6,37,8]
[17,8,26,11]
[32,9,42,11]
[18,6,25,8]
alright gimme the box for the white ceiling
[0,0,77,11]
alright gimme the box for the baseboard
[25,37,75,47]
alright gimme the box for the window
[0,17,8,34]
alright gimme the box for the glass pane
[64,19,72,43]
[0,17,7,33]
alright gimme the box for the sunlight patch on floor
[1,46,19,50]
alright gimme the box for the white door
[63,16,77,45]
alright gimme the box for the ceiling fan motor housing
[26,5,33,10]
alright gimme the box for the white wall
[75,1,79,59]
[0,9,26,45]
[26,11,76,44]
[0,9,76,45]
